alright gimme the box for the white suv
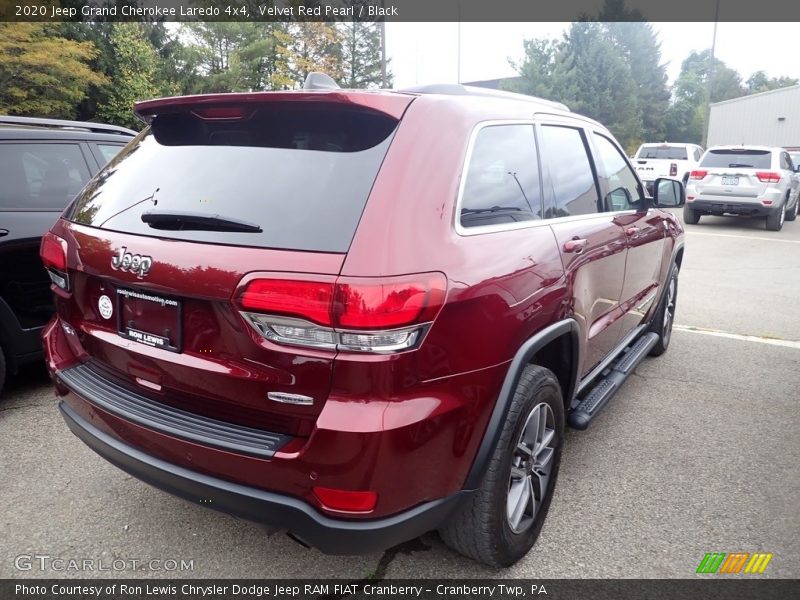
[684,146,800,231]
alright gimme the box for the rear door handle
[0,229,8,237]
[563,238,588,253]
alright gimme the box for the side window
[539,125,599,218]
[592,133,642,212]
[97,144,126,165]
[0,143,90,210]
[780,152,791,171]
[694,147,703,162]
[460,124,542,228]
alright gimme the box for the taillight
[240,278,334,326]
[335,273,446,329]
[690,170,707,180]
[756,171,781,183]
[237,273,447,354]
[40,232,67,270]
[670,163,678,176]
[40,232,69,290]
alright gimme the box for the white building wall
[707,85,800,148]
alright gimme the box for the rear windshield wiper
[141,210,262,232]
[727,163,755,168]
[461,206,526,215]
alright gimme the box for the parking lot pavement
[1,212,798,579]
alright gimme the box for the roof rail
[400,84,570,112]
[0,115,136,136]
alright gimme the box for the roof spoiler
[0,115,136,136]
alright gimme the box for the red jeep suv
[41,75,685,567]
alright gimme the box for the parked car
[41,75,685,567]
[633,142,704,193]
[684,145,800,230]
[0,116,134,394]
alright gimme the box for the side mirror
[653,177,685,208]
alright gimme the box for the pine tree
[553,22,642,151]
[339,10,390,89]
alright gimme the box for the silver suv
[684,146,800,231]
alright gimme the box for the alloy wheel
[662,276,676,346]
[507,402,556,534]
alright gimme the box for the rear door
[60,96,411,436]
[538,122,628,376]
[589,131,666,339]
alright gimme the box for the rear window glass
[637,146,688,160]
[0,143,90,210]
[460,124,542,228]
[700,149,772,169]
[97,144,125,164]
[67,104,398,252]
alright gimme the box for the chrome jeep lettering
[111,247,152,278]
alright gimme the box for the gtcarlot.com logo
[14,554,195,572]
[696,551,773,574]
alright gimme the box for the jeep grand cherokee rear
[43,78,684,567]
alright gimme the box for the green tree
[0,23,106,118]
[553,22,643,151]
[508,19,644,151]
[181,22,293,93]
[338,1,391,88]
[286,22,344,88]
[745,71,799,94]
[603,18,670,144]
[665,50,744,144]
[97,24,163,129]
[504,38,559,99]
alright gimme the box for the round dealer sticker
[98,295,113,320]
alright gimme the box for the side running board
[568,332,659,430]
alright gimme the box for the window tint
[780,152,791,171]
[97,144,125,165]
[593,134,641,212]
[694,148,703,161]
[460,125,541,228]
[540,126,599,218]
[637,146,688,160]
[68,104,398,252]
[700,149,772,169]
[0,143,90,210]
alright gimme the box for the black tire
[785,197,798,222]
[766,204,785,231]
[648,265,678,357]
[0,346,6,397]
[683,205,700,225]
[439,365,564,567]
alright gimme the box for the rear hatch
[635,144,690,180]
[56,92,413,437]
[691,148,774,199]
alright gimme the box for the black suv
[0,116,134,393]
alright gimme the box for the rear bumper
[59,400,470,554]
[688,198,779,216]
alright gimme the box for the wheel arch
[464,318,579,490]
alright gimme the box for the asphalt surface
[1,210,799,579]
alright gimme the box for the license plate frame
[116,287,182,353]
[721,175,739,186]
